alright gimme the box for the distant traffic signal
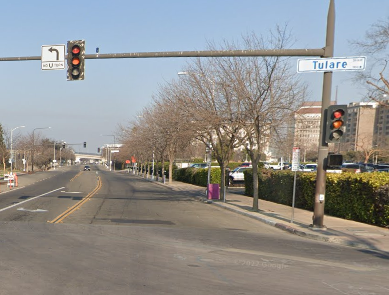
[67,40,85,81]
[325,105,347,143]
[83,142,87,148]
[97,148,100,153]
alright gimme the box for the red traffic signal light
[67,40,85,81]
[71,45,81,55]
[325,105,347,143]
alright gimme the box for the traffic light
[325,105,347,143]
[326,153,343,168]
[67,40,85,81]
[83,142,86,148]
[62,143,66,149]
[97,148,100,153]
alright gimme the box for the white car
[302,164,317,172]
[229,167,251,185]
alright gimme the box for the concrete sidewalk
[159,179,389,254]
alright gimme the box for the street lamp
[101,134,116,171]
[10,125,25,174]
[53,140,64,170]
[32,127,51,172]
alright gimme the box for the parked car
[264,162,288,170]
[374,164,389,171]
[302,164,317,172]
[239,162,252,167]
[229,167,252,186]
[189,163,208,168]
[341,163,374,173]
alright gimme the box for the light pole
[101,134,116,171]
[32,127,51,172]
[53,142,56,170]
[59,142,65,167]
[10,125,25,174]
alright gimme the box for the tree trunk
[251,153,261,212]
[162,157,166,184]
[168,154,174,184]
[215,158,228,201]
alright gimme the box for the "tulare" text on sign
[297,57,366,73]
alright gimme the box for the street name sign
[297,56,366,73]
[41,44,65,70]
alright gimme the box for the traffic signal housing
[83,142,87,148]
[326,153,343,169]
[325,105,347,143]
[67,40,85,81]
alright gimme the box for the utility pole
[312,0,335,228]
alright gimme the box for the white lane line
[0,187,65,213]
[17,208,48,212]
[60,191,82,194]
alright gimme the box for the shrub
[244,170,389,227]
[173,167,222,187]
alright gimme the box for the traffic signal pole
[312,0,335,229]
[0,1,336,223]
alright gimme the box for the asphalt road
[0,165,388,294]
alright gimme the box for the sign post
[291,147,300,223]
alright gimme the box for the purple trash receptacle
[207,184,220,200]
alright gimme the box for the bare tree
[354,134,379,163]
[351,17,389,103]
[120,92,195,184]
[0,124,8,174]
[152,83,197,183]
[200,28,307,210]
[177,60,242,200]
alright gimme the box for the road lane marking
[49,176,102,224]
[0,187,65,213]
[17,208,48,212]
[70,171,83,182]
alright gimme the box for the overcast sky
[1,0,387,153]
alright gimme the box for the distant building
[373,100,389,148]
[344,102,378,151]
[294,102,321,153]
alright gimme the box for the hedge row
[244,170,389,227]
[173,167,222,187]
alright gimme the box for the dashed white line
[0,187,65,213]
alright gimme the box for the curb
[210,201,378,252]
[136,176,386,253]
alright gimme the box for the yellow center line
[48,176,102,224]
[70,171,84,182]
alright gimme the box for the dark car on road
[84,165,91,171]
